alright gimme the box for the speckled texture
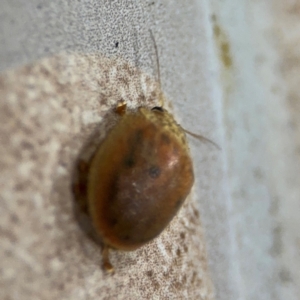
[0,53,214,299]
[0,0,229,299]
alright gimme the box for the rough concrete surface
[0,1,228,299]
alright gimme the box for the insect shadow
[71,108,120,252]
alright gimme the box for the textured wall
[6,0,299,299]
[210,0,300,299]
[0,1,232,299]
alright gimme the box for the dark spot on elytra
[123,156,135,168]
[148,165,161,179]
[123,130,144,168]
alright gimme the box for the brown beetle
[87,102,194,271]
[72,32,217,272]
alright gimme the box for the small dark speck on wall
[115,42,119,48]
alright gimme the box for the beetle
[73,32,217,272]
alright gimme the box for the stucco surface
[0,1,228,299]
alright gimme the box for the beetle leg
[115,99,127,116]
[102,245,114,273]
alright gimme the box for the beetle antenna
[183,129,221,150]
[149,30,161,88]
[149,29,164,107]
